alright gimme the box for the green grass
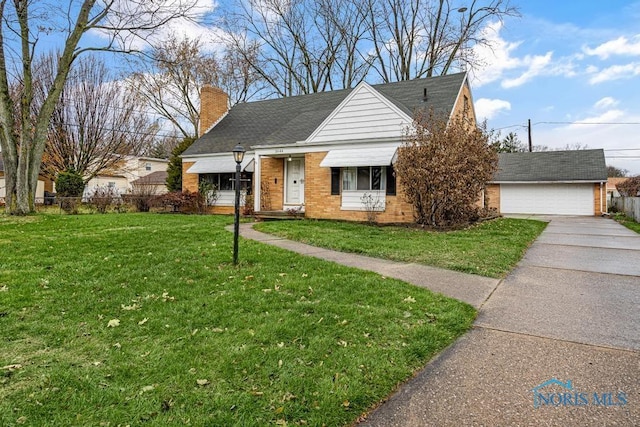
[0,213,475,426]
[612,212,640,233]
[255,218,547,278]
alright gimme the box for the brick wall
[594,183,604,216]
[182,162,198,192]
[486,184,501,212]
[304,152,414,223]
[199,86,229,136]
[260,157,284,211]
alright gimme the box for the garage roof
[493,149,607,182]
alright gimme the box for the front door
[285,158,305,205]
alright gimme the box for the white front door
[285,158,305,205]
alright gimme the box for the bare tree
[128,35,260,139]
[36,54,157,182]
[223,0,371,97]
[0,0,199,215]
[365,0,519,82]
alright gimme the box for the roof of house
[184,73,467,156]
[494,149,608,182]
[131,171,168,185]
[607,177,628,190]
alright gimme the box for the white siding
[306,83,411,143]
[341,190,386,211]
[216,190,246,207]
[1,178,45,202]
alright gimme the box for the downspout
[601,182,605,216]
[254,153,261,213]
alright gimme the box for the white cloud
[588,62,640,84]
[91,0,224,52]
[471,21,577,89]
[583,35,640,59]
[501,52,553,88]
[593,97,619,110]
[474,98,511,120]
[567,109,626,128]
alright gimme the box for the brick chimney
[199,85,229,136]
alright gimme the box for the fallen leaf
[0,285,8,292]
[113,342,121,349]
[1,364,22,371]
[16,416,27,424]
[140,385,155,394]
[343,400,350,407]
[196,379,210,386]
[121,304,140,311]
[138,318,148,325]
[403,296,416,303]
[107,319,120,327]
[278,273,287,277]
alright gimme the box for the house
[183,76,608,220]
[606,177,627,200]
[0,153,54,204]
[182,73,475,222]
[130,170,169,195]
[83,156,169,197]
[486,150,608,216]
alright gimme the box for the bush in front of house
[395,111,498,228]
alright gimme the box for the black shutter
[331,168,341,195]
[386,166,396,195]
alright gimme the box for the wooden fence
[611,196,640,221]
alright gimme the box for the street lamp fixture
[232,144,245,265]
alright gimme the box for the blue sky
[471,0,640,174]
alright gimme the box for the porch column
[254,153,261,213]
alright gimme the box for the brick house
[182,74,608,220]
[182,73,475,222]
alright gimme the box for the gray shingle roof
[131,170,168,185]
[494,149,607,182]
[184,73,467,156]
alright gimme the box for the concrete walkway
[237,218,640,425]
[236,223,500,309]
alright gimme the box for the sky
[7,0,640,175]
[470,0,640,175]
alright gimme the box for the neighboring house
[0,153,53,204]
[486,150,608,216]
[606,177,627,200]
[130,170,169,195]
[182,73,475,221]
[84,156,169,197]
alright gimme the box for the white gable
[305,82,412,143]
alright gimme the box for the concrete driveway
[362,217,640,426]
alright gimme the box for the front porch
[253,210,305,221]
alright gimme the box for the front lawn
[255,218,547,278]
[0,214,475,426]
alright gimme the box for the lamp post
[232,144,245,265]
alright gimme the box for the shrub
[616,176,640,197]
[129,183,159,212]
[87,186,120,213]
[155,191,200,213]
[197,180,219,214]
[395,111,497,228]
[55,169,85,214]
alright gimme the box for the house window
[343,167,385,191]
[200,173,253,192]
[108,182,116,188]
[145,162,152,171]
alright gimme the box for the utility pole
[528,119,533,152]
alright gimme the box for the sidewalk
[236,223,500,309]
[236,220,640,425]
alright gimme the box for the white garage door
[500,184,594,215]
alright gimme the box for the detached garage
[487,149,608,216]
